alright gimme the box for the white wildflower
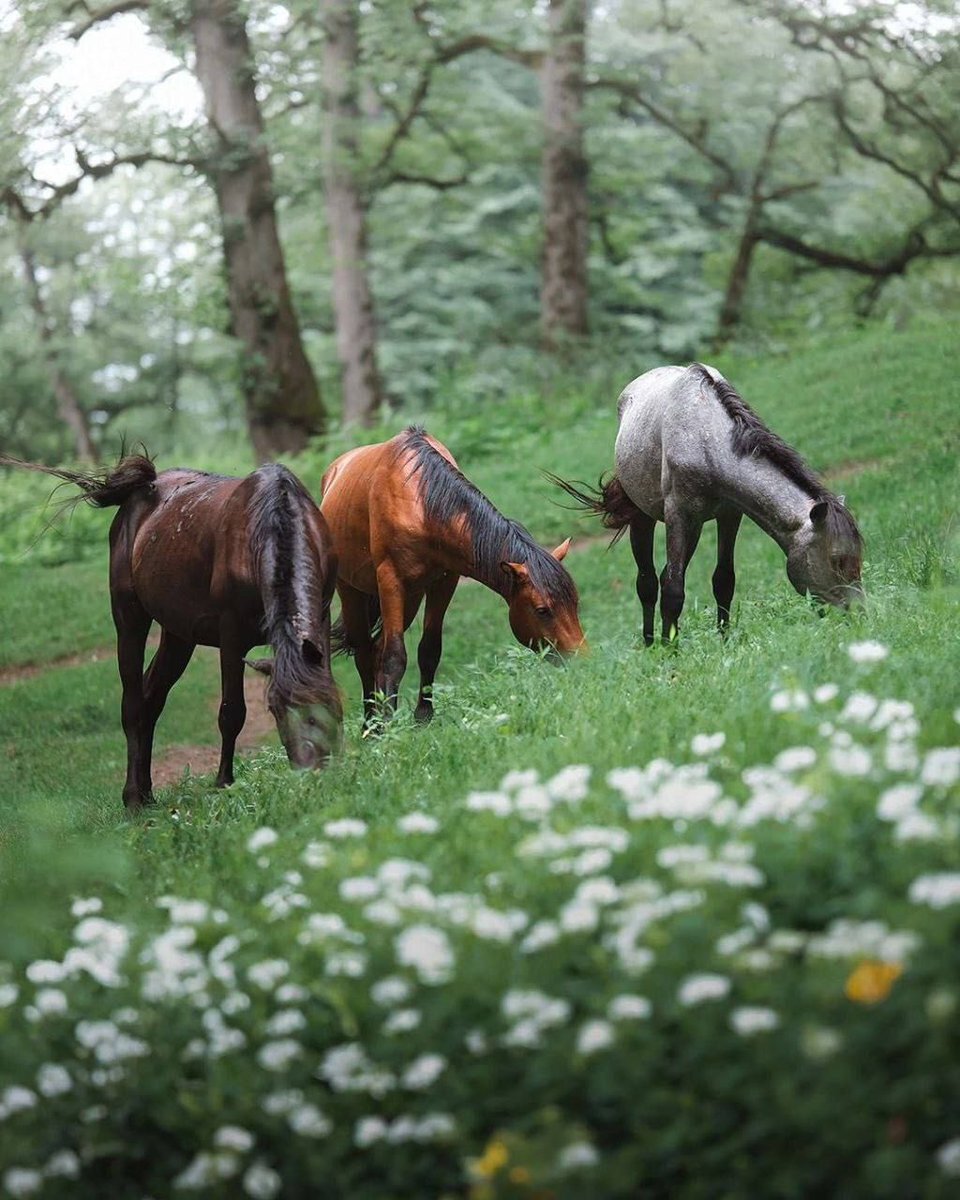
[247,960,290,990]
[26,960,66,985]
[371,976,412,1007]
[355,1116,388,1146]
[214,1126,255,1153]
[937,1139,960,1178]
[0,983,18,1008]
[847,640,888,663]
[402,1053,446,1089]
[340,876,379,902]
[840,692,878,724]
[246,827,278,854]
[397,812,439,834]
[894,812,941,842]
[302,841,331,869]
[730,1006,779,1036]
[802,1026,842,1060]
[465,790,512,816]
[70,897,103,918]
[678,973,731,1007]
[265,1009,307,1037]
[256,1039,302,1071]
[323,818,367,839]
[43,1150,80,1179]
[577,1019,616,1054]
[243,1162,282,1199]
[521,920,561,954]
[877,784,922,821]
[829,743,872,777]
[608,994,652,1020]
[922,747,960,788]
[174,1151,239,1188]
[1,1086,37,1115]
[691,732,725,756]
[502,769,539,791]
[558,1141,599,1170]
[774,746,817,773]
[288,1104,331,1138]
[3,1168,43,1197]
[546,765,591,802]
[770,689,809,713]
[383,1007,421,1035]
[325,951,368,978]
[909,873,960,909]
[514,785,553,818]
[394,925,454,985]
[813,684,839,703]
[36,1064,72,1097]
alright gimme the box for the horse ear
[837,493,846,506]
[244,657,274,676]
[551,537,572,562]
[810,501,829,526]
[500,561,529,584]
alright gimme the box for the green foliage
[0,329,958,1195]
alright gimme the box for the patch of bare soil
[0,634,160,688]
[151,674,277,791]
[825,457,888,485]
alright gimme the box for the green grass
[0,321,958,1196]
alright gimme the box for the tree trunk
[541,0,589,346]
[190,0,326,460]
[320,0,384,427]
[714,201,761,348]
[20,246,98,464]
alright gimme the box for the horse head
[246,639,343,768]
[501,538,587,658]
[786,496,865,608]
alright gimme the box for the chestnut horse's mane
[401,426,577,604]
[249,464,340,713]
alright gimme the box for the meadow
[0,322,958,1198]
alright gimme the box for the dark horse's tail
[0,452,157,509]
[544,471,642,543]
[331,593,383,657]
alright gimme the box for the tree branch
[757,223,959,277]
[70,0,149,40]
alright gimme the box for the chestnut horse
[320,426,585,724]
[1,453,341,809]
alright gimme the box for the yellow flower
[845,960,903,1004]
[473,1139,509,1179]
[508,1166,532,1185]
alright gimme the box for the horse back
[321,433,458,593]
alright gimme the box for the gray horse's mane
[690,363,862,548]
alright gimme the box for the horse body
[1,454,341,809]
[321,426,584,724]
[555,363,863,643]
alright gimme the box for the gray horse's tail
[545,472,642,544]
[0,451,157,509]
[331,593,383,657]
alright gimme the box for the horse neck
[718,454,813,551]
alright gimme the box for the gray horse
[553,362,863,643]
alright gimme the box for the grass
[0,320,958,1196]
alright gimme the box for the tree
[320,0,384,427]
[68,0,327,459]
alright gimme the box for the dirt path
[0,633,160,687]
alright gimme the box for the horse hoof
[414,705,434,725]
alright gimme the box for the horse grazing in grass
[552,363,863,644]
[0,453,342,809]
[320,426,585,724]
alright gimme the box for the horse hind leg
[660,506,703,644]
[713,511,742,633]
[337,582,378,729]
[112,592,152,810]
[415,573,458,724]
[139,629,195,798]
[216,637,246,788]
[374,561,411,719]
[629,513,658,647]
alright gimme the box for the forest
[1,0,958,462]
[0,2,959,1198]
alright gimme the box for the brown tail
[331,593,382,657]
[544,471,642,544]
[0,451,157,509]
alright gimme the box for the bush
[1,649,959,1198]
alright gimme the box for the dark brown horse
[320,426,585,725]
[1,453,341,809]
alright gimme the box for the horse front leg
[415,573,458,724]
[629,513,658,647]
[139,630,195,798]
[112,593,152,810]
[660,507,703,644]
[713,511,743,634]
[374,561,409,719]
[216,638,247,788]
[337,583,378,729]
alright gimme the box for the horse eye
[535,606,553,618]
[305,715,318,728]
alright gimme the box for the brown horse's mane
[689,364,862,550]
[249,465,340,713]
[401,427,578,604]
